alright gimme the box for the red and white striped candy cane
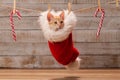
[10,10,22,41]
[94,8,105,38]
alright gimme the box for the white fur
[38,10,77,42]
[65,57,81,70]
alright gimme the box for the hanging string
[68,2,72,14]
[0,4,98,14]
[48,4,51,11]
[0,4,41,13]
[74,5,98,13]
[13,0,16,13]
[94,0,105,38]
[10,0,22,41]
[98,0,101,11]
[0,0,119,14]
[116,0,119,7]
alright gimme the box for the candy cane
[94,0,105,38]
[94,8,105,38]
[10,11,16,41]
[10,0,22,41]
[10,10,22,41]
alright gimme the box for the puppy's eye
[54,22,57,24]
[60,21,63,24]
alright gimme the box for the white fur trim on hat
[38,10,77,42]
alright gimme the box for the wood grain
[74,30,120,43]
[1,0,114,4]
[0,43,119,56]
[0,30,119,43]
[0,55,119,68]
[0,0,119,69]
[0,4,120,16]
[0,16,120,30]
[0,69,119,80]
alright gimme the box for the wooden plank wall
[0,0,119,69]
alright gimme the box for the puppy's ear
[60,11,64,20]
[47,12,54,22]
